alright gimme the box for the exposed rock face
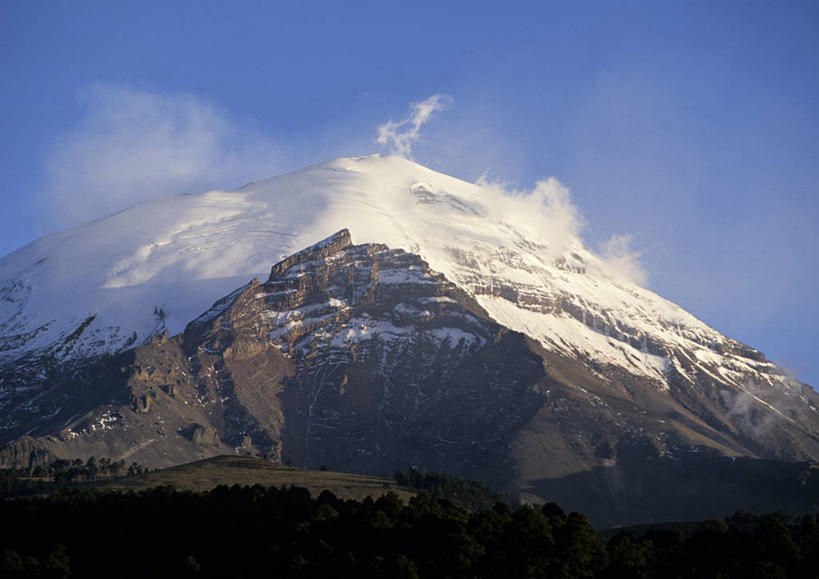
[2,230,819,526]
[184,229,546,486]
[0,231,545,487]
[0,323,294,468]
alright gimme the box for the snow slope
[0,155,797,394]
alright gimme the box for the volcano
[2,155,817,525]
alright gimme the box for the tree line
[1,483,817,578]
[393,468,507,511]
[0,458,150,497]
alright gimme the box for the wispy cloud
[38,83,286,231]
[375,95,651,284]
[376,94,452,158]
[475,175,585,257]
[600,233,648,286]
[719,378,804,437]
[39,87,652,289]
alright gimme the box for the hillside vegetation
[2,483,818,578]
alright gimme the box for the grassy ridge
[80,455,416,502]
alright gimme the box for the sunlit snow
[0,155,782,390]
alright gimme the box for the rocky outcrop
[181,229,547,487]
[2,231,819,526]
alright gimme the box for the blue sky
[1,1,817,386]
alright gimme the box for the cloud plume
[39,86,650,288]
[600,233,648,286]
[474,175,585,257]
[376,94,452,158]
[38,83,285,231]
[719,380,801,437]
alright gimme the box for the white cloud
[376,94,452,158]
[718,379,804,437]
[476,178,650,286]
[475,175,585,256]
[38,84,286,231]
[38,86,651,291]
[600,233,648,286]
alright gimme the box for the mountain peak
[269,228,352,280]
[0,155,811,409]
[3,229,818,529]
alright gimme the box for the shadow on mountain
[529,456,819,528]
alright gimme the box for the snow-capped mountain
[1,155,818,525]
[0,155,801,392]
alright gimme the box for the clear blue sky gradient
[1,1,817,385]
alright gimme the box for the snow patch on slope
[0,155,788,394]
